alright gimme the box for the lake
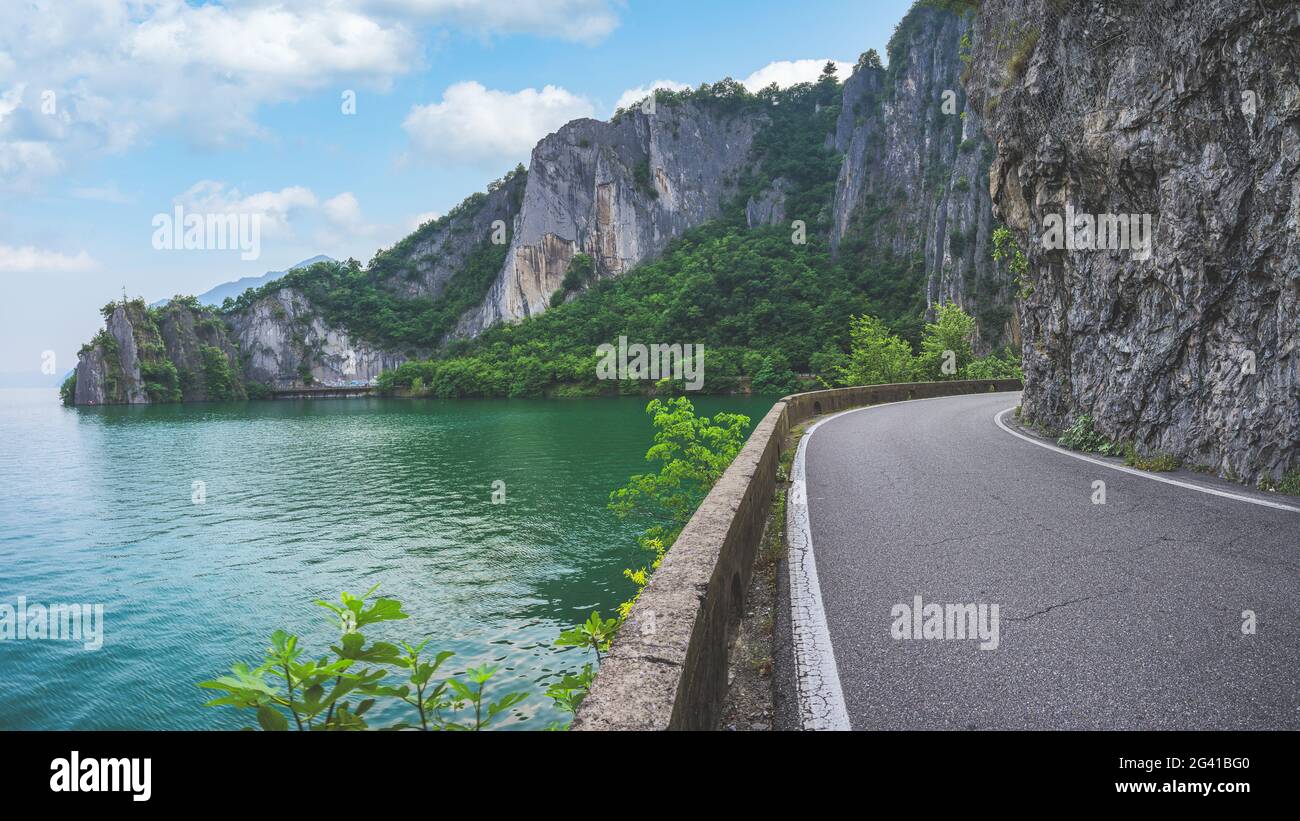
[0,389,775,730]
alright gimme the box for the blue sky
[0,0,915,377]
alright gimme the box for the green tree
[918,302,976,380]
[857,49,884,71]
[834,314,916,386]
[609,397,751,616]
[992,225,1031,297]
[561,253,596,293]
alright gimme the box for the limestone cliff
[456,102,765,336]
[225,287,413,387]
[831,2,1017,351]
[965,0,1299,482]
[72,298,244,405]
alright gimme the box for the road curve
[791,391,1300,730]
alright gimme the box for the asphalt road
[794,391,1300,730]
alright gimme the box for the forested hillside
[71,0,1016,405]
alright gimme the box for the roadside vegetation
[1053,412,1181,473]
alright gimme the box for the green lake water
[0,389,775,730]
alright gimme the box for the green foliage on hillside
[382,221,914,397]
[218,167,525,353]
[825,302,1021,388]
[221,238,510,353]
[60,373,77,406]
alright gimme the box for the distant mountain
[151,255,333,309]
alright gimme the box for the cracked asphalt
[804,391,1300,730]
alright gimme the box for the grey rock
[226,288,417,388]
[746,178,790,228]
[456,102,765,337]
[965,0,1299,482]
[73,304,147,405]
[830,5,1018,352]
[72,346,108,406]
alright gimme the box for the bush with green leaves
[60,373,77,406]
[608,397,751,620]
[1275,469,1300,496]
[1123,444,1179,473]
[1056,414,1123,455]
[544,398,754,718]
[964,347,1023,380]
[199,586,527,731]
[828,304,1020,387]
[830,314,916,386]
[917,301,976,380]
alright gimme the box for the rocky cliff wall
[965,0,1299,482]
[456,102,766,336]
[226,287,413,387]
[73,299,246,405]
[831,4,1018,351]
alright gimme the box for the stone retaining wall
[572,379,1022,731]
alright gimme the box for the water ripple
[0,389,773,730]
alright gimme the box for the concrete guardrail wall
[572,378,1023,731]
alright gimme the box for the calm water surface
[0,389,775,730]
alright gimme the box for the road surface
[784,391,1300,730]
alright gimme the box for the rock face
[156,301,244,402]
[456,104,765,336]
[746,177,790,228]
[73,299,245,405]
[226,288,413,387]
[831,5,1018,350]
[74,305,148,405]
[966,0,1299,481]
[72,347,110,405]
[383,175,526,303]
[70,3,1028,405]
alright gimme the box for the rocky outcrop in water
[73,298,245,405]
[965,0,1299,482]
[74,304,146,405]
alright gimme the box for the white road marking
[994,407,1300,514]
[786,393,1020,730]
[787,410,853,731]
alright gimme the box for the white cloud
[614,79,690,114]
[0,244,97,273]
[404,81,595,165]
[0,2,418,184]
[0,0,624,188]
[168,183,394,253]
[174,182,319,239]
[0,142,62,184]
[0,86,22,124]
[742,59,854,92]
[323,193,365,230]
